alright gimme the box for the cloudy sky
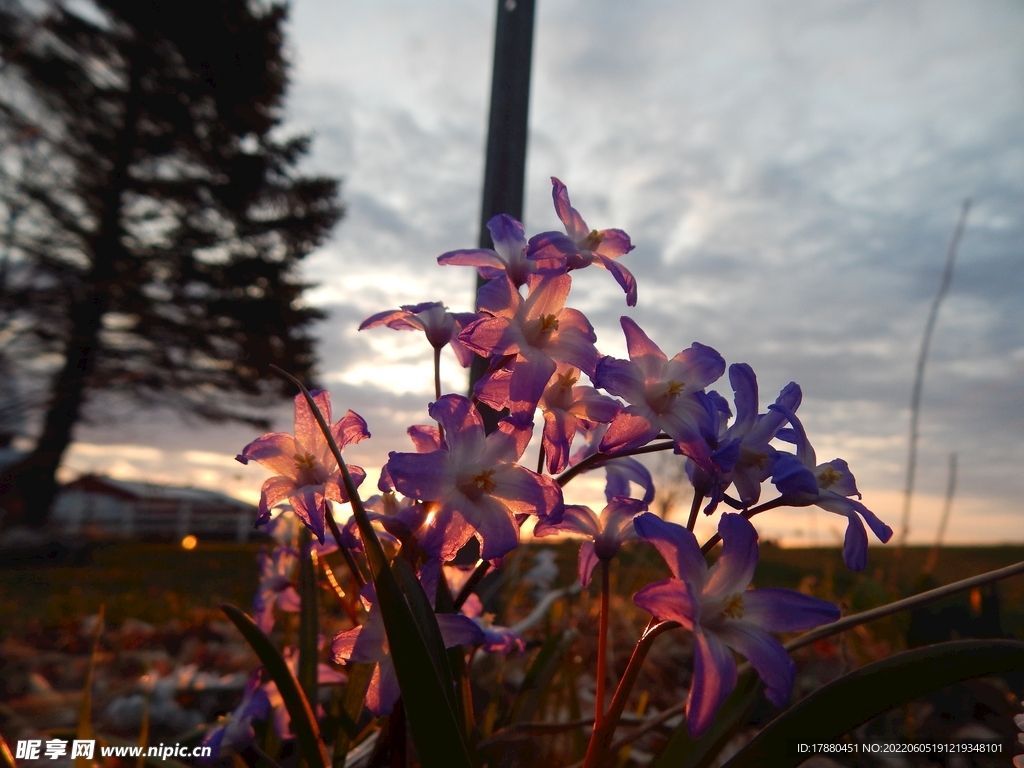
[68,0,1024,546]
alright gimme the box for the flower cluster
[231,176,894,746]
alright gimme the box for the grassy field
[2,539,1022,639]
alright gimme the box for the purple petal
[577,541,599,586]
[366,659,401,717]
[358,307,417,332]
[604,456,656,505]
[294,391,332,454]
[460,315,520,358]
[387,450,453,502]
[633,512,707,587]
[430,395,486,458]
[742,588,840,632]
[593,356,646,404]
[666,342,727,392]
[771,452,818,496]
[438,248,505,280]
[526,230,576,264]
[476,273,520,317]
[716,621,795,709]
[687,629,737,737]
[408,424,442,453]
[332,410,370,449]
[767,402,816,468]
[508,353,557,413]
[816,458,860,498]
[632,577,700,628]
[729,363,759,435]
[550,177,589,240]
[240,432,299,477]
[704,513,759,599]
[436,614,486,647]
[594,228,634,259]
[542,409,575,475]
[595,253,637,306]
[620,316,666,364]
[533,504,601,538]
[599,407,661,454]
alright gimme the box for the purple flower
[538,365,621,473]
[359,301,477,368]
[527,178,638,305]
[460,271,600,413]
[384,394,559,561]
[331,585,483,716]
[199,669,271,761]
[237,391,370,542]
[254,546,300,633]
[595,317,725,471]
[438,214,537,288]
[632,512,839,737]
[534,497,647,586]
[690,365,803,514]
[768,403,893,572]
[460,593,526,656]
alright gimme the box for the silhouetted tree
[0,0,341,527]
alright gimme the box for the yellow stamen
[293,452,319,470]
[817,465,842,489]
[722,593,744,619]
[472,469,497,494]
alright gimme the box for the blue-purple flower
[538,364,621,473]
[595,317,725,471]
[384,395,559,561]
[460,271,600,414]
[528,178,638,305]
[534,497,647,586]
[689,365,803,514]
[438,214,537,288]
[632,512,839,737]
[359,301,478,368]
[237,391,369,542]
[768,403,893,571]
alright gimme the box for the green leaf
[649,672,762,768]
[391,557,459,713]
[285,376,472,767]
[332,662,373,768]
[221,604,330,768]
[723,639,1024,768]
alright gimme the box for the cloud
[65,0,1024,543]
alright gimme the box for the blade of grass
[269,366,472,768]
[222,604,330,768]
[332,662,373,768]
[723,639,1024,768]
[76,604,104,768]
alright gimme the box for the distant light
[181,534,198,550]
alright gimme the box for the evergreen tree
[0,0,341,527]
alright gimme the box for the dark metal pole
[469,0,536,407]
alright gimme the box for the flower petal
[436,614,486,647]
[741,588,840,632]
[716,621,795,709]
[687,629,737,737]
[632,577,699,629]
[239,432,298,477]
[577,541,599,587]
[704,513,759,599]
[294,391,332,454]
[550,177,589,241]
[594,253,637,306]
[633,512,707,588]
